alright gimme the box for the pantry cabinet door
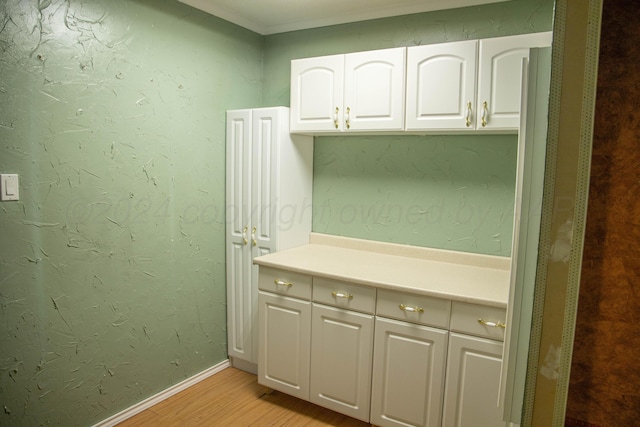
[290,54,344,132]
[226,109,254,362]
[370,317,448,427]
[343,47,406,131]
[251,108,280,256]
[406,40,478,131]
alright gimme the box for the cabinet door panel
[310,304,374,422]
[344,48,405,131]
[252,110,278,254]
[477,32,552,130]
[443,333,506,427]
[226,110,254,362]
[227,241,252,360]
[406,41,477,130]
[228,108,313,370]
[290,55,344,132]
[371,317,448,427]
[258,291,311,400]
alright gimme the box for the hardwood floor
[117,367,371,426]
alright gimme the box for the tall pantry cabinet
[226,107,313,372]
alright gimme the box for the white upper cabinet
[292,32,551,134]
[343,48,406,131]
[405,40,478,131]
[476,32,552,130]
[405,32,552,132]
[290,54,344,132]
[290,47,406,133]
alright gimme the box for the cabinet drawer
[450,302,506,341]
[376,289,450,328]
[258,266,312,300]
[313,277,376,314]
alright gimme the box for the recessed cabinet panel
[476,32,552,130]
[371,317,448,427]
[299,70,336,118]
[419,59,463,115]
[406,40,477,130]
[291,55,344,132]
[344,48,405,131]
[310,303,374,422]
[442,333,505,427]
[228,241,250,358]
[258,291,311,400]
[252,112,275,251]
[491,52,526,114]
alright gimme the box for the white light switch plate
[1,174,19,201]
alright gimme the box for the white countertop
[253,233,511,308]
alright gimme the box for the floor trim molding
[92,359,231,427]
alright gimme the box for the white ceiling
[178,0,509,35]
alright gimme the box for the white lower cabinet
[442,333,506,427]
[257,267,313,400]
[370,317,448,427]
[256,267,507,426]
[310,303,374,422]
[257,291,311,400]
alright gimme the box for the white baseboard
[93,359,231,427]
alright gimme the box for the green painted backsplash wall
[263,0,554,256]
[313,135,518,254]
[0,0,553,425]
[0,0,262,425]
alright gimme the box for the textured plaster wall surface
[0,0,557,425]
[312,135,518,255]
[567,0,640,424]
[263,0,554,256]
[0,0,263,425]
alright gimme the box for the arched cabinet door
[290,54,344,132]
[476,32,553,130]
[406,40,478,131]
[291,47,405,133]
[343,47,406,131]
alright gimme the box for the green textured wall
[0,0,262,425]
[0,0,555,425]
[313,135,518,254]
[263,0,554,256]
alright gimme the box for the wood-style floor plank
[117,367,372,426]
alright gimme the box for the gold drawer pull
[399,304,424,313]
[274,279,293,287]
[331,291,353,299]
[478,319,506,329]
